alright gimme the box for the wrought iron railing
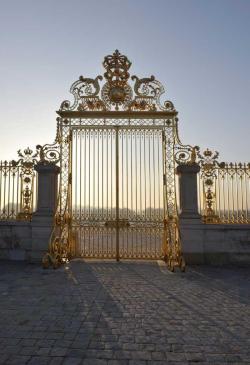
[198,149,250,224]
[0,148,38,221]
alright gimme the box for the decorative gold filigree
[197,148,220,223]
[14,147,38,221]
[162,217,185,272]
[36,143,60,164]
[60,75,105,111]
[59,50,177,112]
[42,191,72,269]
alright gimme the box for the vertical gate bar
[17,166,20,217]
[217,169,221,221]
[106,130,109,219]
[140,130,142,219]
[84,129,86,220]
[121,129,124,217]
[97,129,100,254]
[7,164,11,218]
[240,170,244,222]
[162,129,167,257]
[111,129,113,220]
[115,126,120,261]
[139,131,142,257]
[121,130,124,256]
[158,130,161,220]
[101,131,104,253]
[244,171,250,223]
[222,173,226,222]
[144,130,147,221]
[93,129,95,223]
[80,129,82,222]
[131,130,133,220]
[131,130,134,256]
[89,130,91,219]
[75,130,77,222]
[236,168,239,222]
[153,131,155,222]
[230,169,234,222]
[0,163,2,217]
[149,131,152,221]
[126,130,128,219]
[135,130,138,220]
[97,129,99,220]
[69,130,73,256]
[94,129,96,254]
[227,171,230,222]
[11,167,14,218]
[102,130,104,220]
[126,130,129,254]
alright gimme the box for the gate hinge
[68,173,72,184]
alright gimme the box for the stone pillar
[176,163,200,218]
[30,162,60,262]
[176,163,204,264]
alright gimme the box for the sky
[0,0,249,163]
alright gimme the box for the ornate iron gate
[41,50,195,270]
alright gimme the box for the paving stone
[130,351,151,360]
[20,346,39,356]
[151,351,166,360]
[85,349,113,359]
[0,262,249,365]
[36,347,52,356]
[49,358,64,365]
[28,356,50,365]
[83,359,107,365]
[50,347,68,356]
[62,358,83,365]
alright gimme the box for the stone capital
[34,162,60,174]
[176,163,200,175]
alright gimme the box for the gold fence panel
[198,149,250,224]
[0,148,38,221]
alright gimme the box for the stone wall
[181,219,250,265]
[0,221,32,261]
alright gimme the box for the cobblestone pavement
[0,260,250,365]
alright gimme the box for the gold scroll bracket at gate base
[42,217,73,269]
[162,217,186,272]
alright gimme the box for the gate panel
[118,127,165,258]
[71,127,117,258]
[71,126,165,259]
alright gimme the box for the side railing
[197,149,250,224]
[0,148,38,221]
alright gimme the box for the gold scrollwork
[197,148,220,223]
[13,147,38,221]
[36,143,60,164]
[59,50,177,113]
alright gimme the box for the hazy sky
[0,0,249,162]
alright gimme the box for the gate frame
[40,50,195,271]
[69,123,170,261]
